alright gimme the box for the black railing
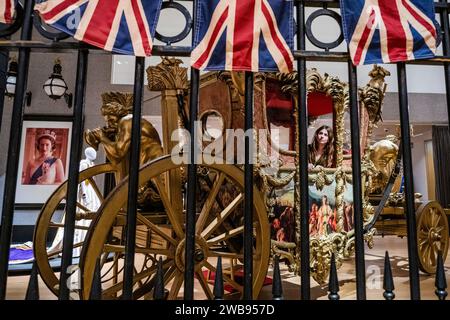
[296,0,311,300]
[0,49,8,132]
[58,48,88,300]
[184,67,199,300]
[122,56,145,300]
[348,62,366,300]
[0,0,449,301]
[243,71,255,300]
[0,0,34,300]
[184,0,199,298]
[397,63,421,300]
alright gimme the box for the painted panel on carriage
[308,182,354,236]
[269,176,296,243]
[269,179,354,244]
[340,0,438,65]
[34,0,163,56]
[191,0,294,73]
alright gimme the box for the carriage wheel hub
[429,228,441,242]
[194,249,205,262]
[175,236,208,272]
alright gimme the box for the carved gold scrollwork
[147,57,188,92]
[310,233,347,285]
[343,236,355,258]
[359,65,390,152]
[309,167,334,191]
[271,240,297,272]
[218,71,242,107]
[265,171,296,189]
[334,168,346,233]
[364,228,377,249]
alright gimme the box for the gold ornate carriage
[32,58,448,299]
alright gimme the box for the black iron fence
[0,0,448,300]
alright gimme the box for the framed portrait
[15,115,73,205]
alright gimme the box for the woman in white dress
[72,147,101,256]
[49,147,101,257]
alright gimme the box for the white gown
[48,158,101,257]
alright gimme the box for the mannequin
[72,147,101,256]
[49,147,101,257]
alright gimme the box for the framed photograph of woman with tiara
[15,115,73,205]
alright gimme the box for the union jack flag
[340,0,438,65]
[34,0,163,56]
[0,0,15,24]
[191,0,294,73]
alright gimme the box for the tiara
[36,129,57,141]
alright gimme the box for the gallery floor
[5,235,449,300]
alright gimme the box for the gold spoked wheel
[33,163,118,296]
[416,201,449,274]
[80,155,270,300]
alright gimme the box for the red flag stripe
[261,0,293,71]
[401,0,436,38]
[191,0,293,72]
[379,0,408,61]
[131,0,152,55]
[41,0,81,21]
[192,7,228,69]
[232,0,256,70]
[4,0,12,23]
[353,10,376,65]
[82,0,119,48]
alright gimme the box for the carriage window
[307,117,335,169]
[200,110,224,140]
[265,77,295,152]
[268,109,294,151]
[307,91,336,169]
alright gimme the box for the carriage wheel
[80,155,270,300]
[416,201,449,274]
[33,163,118,296]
